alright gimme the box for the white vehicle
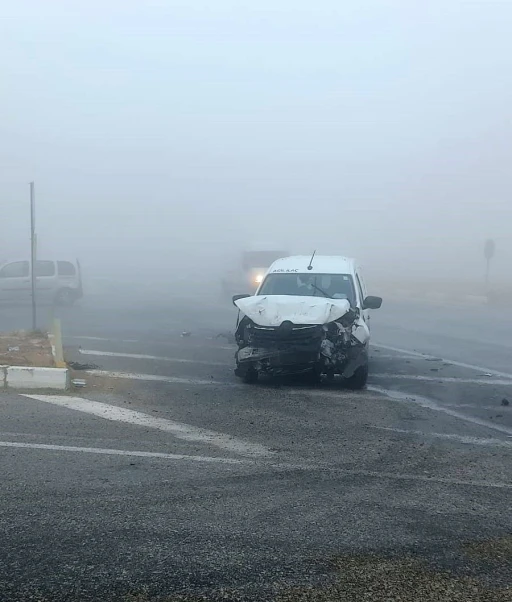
[0,259,83,306]
[232,255,382,388]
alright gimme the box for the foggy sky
[1,1,511,283]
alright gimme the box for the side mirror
[232,294,250,307]
[363,295,382,310]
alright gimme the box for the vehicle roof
[267,255,357,274]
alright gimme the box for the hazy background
[1,0,511,289]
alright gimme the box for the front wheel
[344,362,369,390]
[242,368,259,384]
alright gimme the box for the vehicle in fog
[232,255,382,387]
[221,244,289,297]
[0,259,83,306]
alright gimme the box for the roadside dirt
[0,331,54,367]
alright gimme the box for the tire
[305,367,322,384]
[242,368,259,384]
[345,362,369,390]
[55,288,76,307]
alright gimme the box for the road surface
[0,293,511,601]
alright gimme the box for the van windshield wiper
[310,283,332,299]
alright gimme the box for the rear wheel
[345,362,369,390]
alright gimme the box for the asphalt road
[0,293,511,601]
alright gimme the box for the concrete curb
[0,320,69,390]
[2,366,69,390]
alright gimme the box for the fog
[2,0,512,292]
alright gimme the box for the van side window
[0,261,29,278]
[355,273,365,305]
[35,261,55,277]
[57,261,76,276]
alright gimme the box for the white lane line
[0,441,249,465]
[370,426,512,448]
[334,468,511,490]
[21,395,271,458]
[68,336,140,343]
[372,373,512,385]
[67,335,235,351]
[369,385,512,437]
[373,343,512,380]
[87,370,239,386]
[79,349,227,367]
[2,440,509,489]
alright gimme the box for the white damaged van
[232,255,382,388]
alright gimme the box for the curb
[1,319,69,390]
[2,365,69,390]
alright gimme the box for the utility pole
[30,182,37,330]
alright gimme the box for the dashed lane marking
[369,385,512,437]
[2,441,510,489]
[370,426,512,448]
[372,373,512,385]
[0,441,250,464]
[79,349,227,366]
[21,395,272,458]
[373,343,512,380]
[86,369,236,386]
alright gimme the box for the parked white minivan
[0,259,83,306]
[232,255,382,388]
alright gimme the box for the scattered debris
[501,398,510,407]
[68,360,99,370]
[181,331,192,338]
[7,346,20,352]
[71,379,87,388]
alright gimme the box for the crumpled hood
[234,295,351,327]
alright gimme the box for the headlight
[254,274,264,284]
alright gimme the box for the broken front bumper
[235,344,321,376]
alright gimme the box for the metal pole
[30,182,37,330]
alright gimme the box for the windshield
[242,251,287,270]
[258,273,356,305]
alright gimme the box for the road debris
[7,346,20,352]
[68,360,99,370]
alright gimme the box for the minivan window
[0,261,29,278]
[57,261,76,276]
[259,273,356,306]
[35,261,55,277]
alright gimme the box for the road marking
[369,385,512,437]
[370,426,512,448]
[79,349,227,366]
[373,343,512,380]
[2,440,510,489]
[21,395,271,458]
[68,335,140,343]
[372,373,512,385]
[87,369,238,386]
[68,335,235,351]
[0,440,250,465]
